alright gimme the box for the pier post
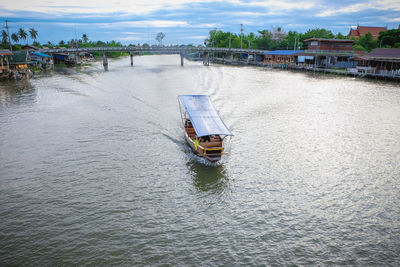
[180,53,184,66]
[103,52,108,71]
[130,52,133,67]
[227,53,233,63]
[203,52,209,66]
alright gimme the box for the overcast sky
[1,0,399,45]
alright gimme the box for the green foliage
[1,30,8,44]
[29,28,38,41]
[300,28,334,41]
[82,34,88,43]
[378,29,400,48]
[11,33,19,43]
[205,27,343,51]
[352,44,366,51]
[354,32,378,52]
[335,33,347,39]
[18,28,27,43]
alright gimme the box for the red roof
[348,26,387,39]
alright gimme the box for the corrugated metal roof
[0,49,13,56]
[9,51,31,64]
[178,95,233,137]
[304,38,354,43]
[367,48,400,59]
[32,52,52,58]
[264,50,303,55]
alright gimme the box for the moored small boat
[178,95,233,162]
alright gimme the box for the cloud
[246,0,316,10]
[183,35,208,39]
[0,0,219,15]
[115,36,144,41]
[51,20,189,28]
[317,0,400,17]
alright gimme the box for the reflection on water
[0,80,36,107]
[187,159,228,194]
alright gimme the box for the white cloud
[52,20,189,28]
[317,0,400,17]
[115,36,144,41]
[388,17,400,22]
[0,0,219,15]
[246,0,316,10]
[183,35,208,39]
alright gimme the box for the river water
[0,55,399,265]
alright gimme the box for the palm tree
[29,28,38,43]
[82,34,88,43]
[18,28,28,44]
[1,30,8,44]
[11,33,19,44]
[18,28,27,44]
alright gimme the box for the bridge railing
[41,46,269,55]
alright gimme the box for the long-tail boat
[178,95,233,162]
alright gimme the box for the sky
[1,0,399,45]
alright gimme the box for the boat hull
[184,132,222,162]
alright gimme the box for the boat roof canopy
[179,95,233,137]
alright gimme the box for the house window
[310,41,318,46]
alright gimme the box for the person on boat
[194,138,199,150]
[203,135,210,142]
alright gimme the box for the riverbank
[205,57,400,82]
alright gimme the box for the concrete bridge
[40,46,268,70]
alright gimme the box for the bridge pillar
[103,52,108,71]
[75,52,80,64]
[203,52,209,66]
[180,53,184,66]
[130,52,133,67]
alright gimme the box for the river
[1,55,399,265]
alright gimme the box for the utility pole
[240,24,243,49]
[229,37,231,49]
[5,20,12,51]
[294,38,297,51]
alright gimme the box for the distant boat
[178,95,233,162]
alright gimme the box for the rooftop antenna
[74,23,78,48]
[240,23,243,49]
[5,20,12,51]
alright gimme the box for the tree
[29,28,38,43]
[301,28,334,42]
[82,33,88,43]
[11,33,19,44]
[32,41,41,47]
[156,32,165,45]
[355,32,378,52]
[335,32,347,39]
[59,40,65,46]
[378,29,400,48]
[352,44,366,51]
[18,28,27,44]
[1,30,8,44]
